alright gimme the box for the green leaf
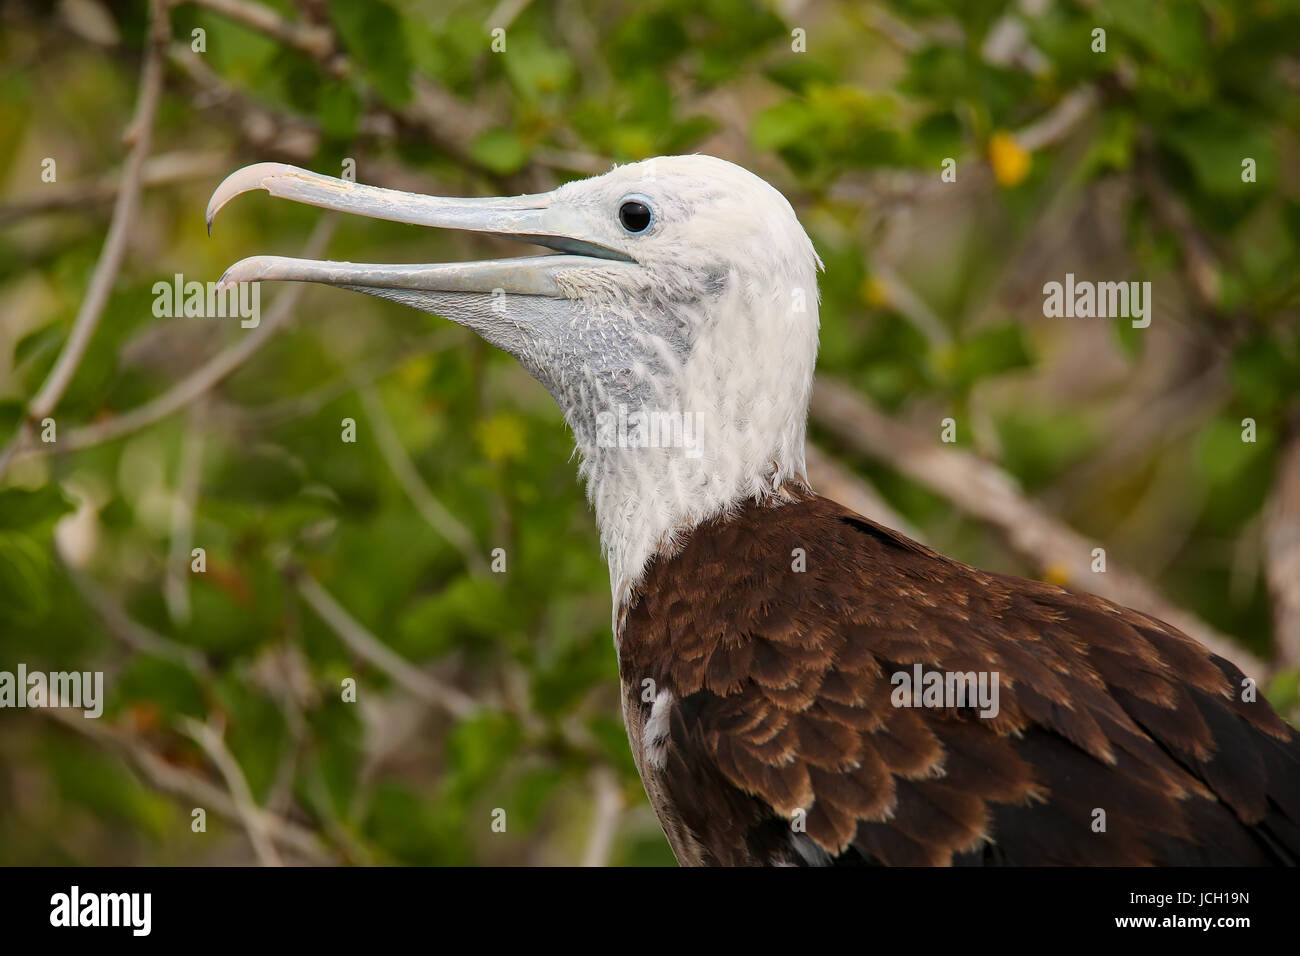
[444,712,523,798]
[509,767,563,831]
[1081,110,1138,177]
[316,80,362,140]
[1231,333,1299,411]
[468,129,529,176]
[0,485,74,532]
[112,656,207,722]
[1266,668,1300,726]
[764,58,837,94]
[395,575,518,659]
[45,740,173,840]
[1197,417,1268,486]
[933,323,1033,388]
[751,100,816,151]
[328,0,412,106]
[363,782,465,864]
[997,409,1094,491]
[1110,0,1210,73]
[500,35,574,100]
[0,531,53,624]
[1162,112,1275,197]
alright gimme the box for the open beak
[206,162,637,298]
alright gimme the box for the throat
[557,277,820,615]
[578,432,808,611]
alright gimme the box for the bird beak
[206,162,637,298]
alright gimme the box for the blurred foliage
[0,0,1297,865]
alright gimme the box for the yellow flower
[396,355,433,389]
[1043,562,1072,587]
[988,132,1032,187]
[860,274,890,308]
[475,413,528,464]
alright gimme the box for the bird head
[209,155,823,600]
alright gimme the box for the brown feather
[619,490,1300,866]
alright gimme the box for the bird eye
[618,198,653,233]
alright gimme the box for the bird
[207,155,1300,866]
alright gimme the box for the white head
[209,156,823,605]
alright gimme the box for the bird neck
[583,441,808,613]
[571,309,817,613]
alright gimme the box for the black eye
[618,199,653,233]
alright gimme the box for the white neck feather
[571,270,820,610]
[510,155,825,619]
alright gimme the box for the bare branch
[179,715,284,866]
[0,0,170,479]
[293,569,480,719]
[358,384,488,575]
[190,0,334,61]
[486,0,535,30]
[863,6,957,53]
[56,552,212,678]
[14,216,337,462]
[867,263,951,346]
[185,0,592,182]
[581,766,622,867]
[1137,147,1224,311]
[830,83,1097,228]
[189,0,482,168]
[241,330,461,428]
[1049,357,1228,505]
[0,151,225,226]
[1015,86,1099,153]
[165,401,207,625]
[810,376,1268,678]
[1265,426,1300,668]
[45,709,332,863]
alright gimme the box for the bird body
[619,490,1300,865]
[208,155,1300,865]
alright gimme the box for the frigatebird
[208,156,1300,866]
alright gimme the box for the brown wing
[618,492,1300,865]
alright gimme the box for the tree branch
[190,0,334,61]
[56,552,213,678]
[0,0,170,479]
[1265,425,1300,668]
[580,766,622,867]
[45,709,332,863]
[292,568,480,719]
[14,216,337,462]
[0,151,225,226]
[358,384,488,575]
[179,715,284,866]
[165,401,207,625]
[810,376,1267,677]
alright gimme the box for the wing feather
[619,492,1300,865]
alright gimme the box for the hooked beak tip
[216,257,267,292]
[205,161,306,236]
